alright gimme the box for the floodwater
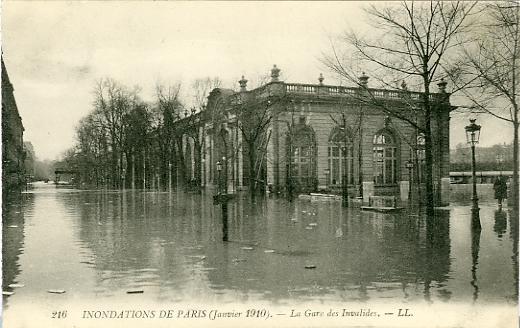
[2,182,518,327]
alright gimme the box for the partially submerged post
[214,159,234,241]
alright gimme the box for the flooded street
[2,182,518,327]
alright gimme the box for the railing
[283,83,443,102]
[285,84,317,93]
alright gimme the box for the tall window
[288,126,316,191]
[185,142,192,180]
[373,130,398,184]
[328,129,354,186]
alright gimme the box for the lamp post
[215,160,229,242]
[465,119,481,213]
[216,161,222,194]
[324,168,330,190]
[222,156,228,194]
[405,159,414,203]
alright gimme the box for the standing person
[493,175,508,208]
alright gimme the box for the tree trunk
[423,76,435,218]
[358,108,364,198]
[175,139,186,187]
[249,146,256,201]
[512,112,519,217]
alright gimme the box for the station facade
[185,66,453,205]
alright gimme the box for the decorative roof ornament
[271,64,280,82]
[401,80,407,91]
[359,72,369,87]
[437,78,447,93]
[318,73,324,86]
[239,75,248,92]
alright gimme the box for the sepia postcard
[2,1,518,327]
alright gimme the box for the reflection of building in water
[421,210,452,303]
[76,192,216,297]
[202,201,453,303]
[72,188,455,303]
[2,196,26,308]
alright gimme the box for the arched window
[373,130,398,184]
[185,142,192,180]
[213,128,229,185]
[328,128,354,186]
[287,125,316,192]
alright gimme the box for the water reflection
[2,184,518,309]
[423,210,451,303]
[2,193,28,308]
[509,207,519,299]
[493,209,507,239]
[470,211,482,302]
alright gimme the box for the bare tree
[235,93,286,200]
[323,1,477,217]
[74,114,109,187]
[457,2,519,215]
[153,82,184,189]
[186,77,222,191]
[92,78,142,189]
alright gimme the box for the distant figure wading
[493,175,508,208]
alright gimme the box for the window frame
[327,129,354,186]
[372,130,398,185]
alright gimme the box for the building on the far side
[2,56,26,200]
[182,65,454,205]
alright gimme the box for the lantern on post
[465,119,481,213]
[216,161,222,194]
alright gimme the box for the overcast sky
[2,1,513,161]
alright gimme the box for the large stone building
[185,65,453,205]
[2,56,26,199]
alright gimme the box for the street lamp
[222,156,228,194]
[215,159,231,242]
[465,119,481,212]
[216,161,222,194]
[405,159,414,203]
